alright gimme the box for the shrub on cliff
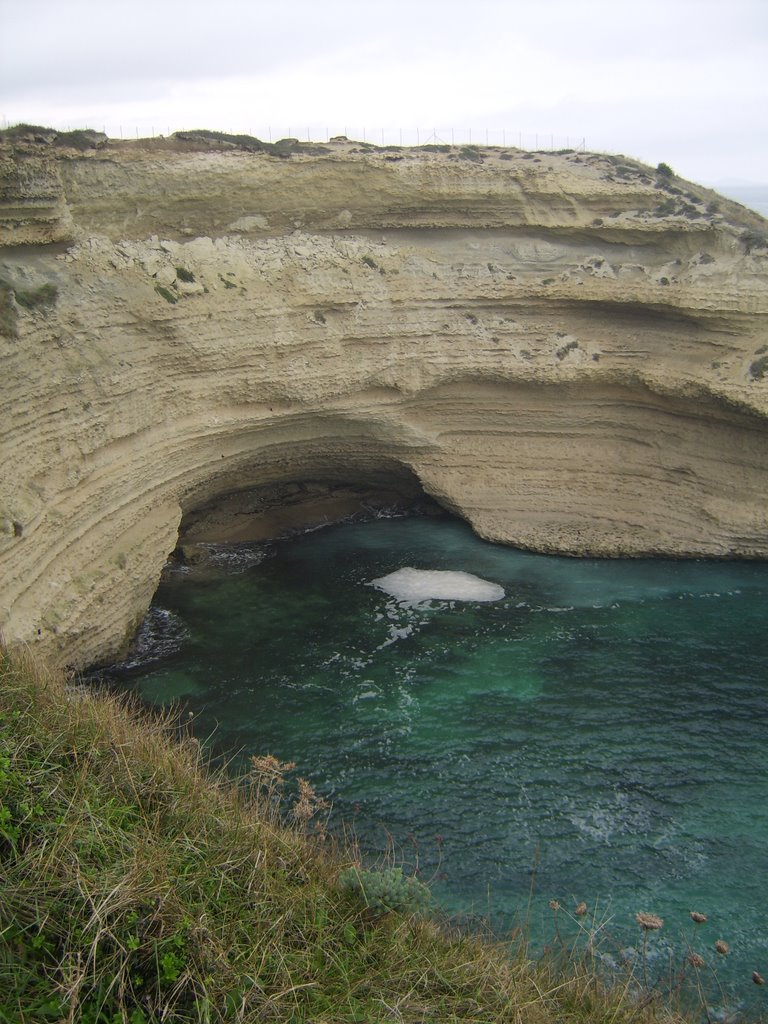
[0,280,17,337]
[12,281,58,310]
[0,278,57,336]
[0,124,106,149]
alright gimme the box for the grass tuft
[0,648,698,1022]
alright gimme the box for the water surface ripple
[110,517,768,1010]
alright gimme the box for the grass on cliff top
[0,648,698,1024]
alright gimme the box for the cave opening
[174,457,444,561]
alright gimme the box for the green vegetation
[749,355,768,380]
[0,649,706,1023]
[175,267,195,283]
[656,162,674,178]
[338,867,431,917]
[556,339,579,360]
[173,130,330,158]
[0,278,58,337]
[361,255,378,270]
[0,280,17,338]
[654,198,679,217]
[741,230,768,253]
[0,124,106,150]
[12,282,58,310]
[155,284,178,304]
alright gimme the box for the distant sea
[714,185,768,219]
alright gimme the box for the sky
[1,0,767,186]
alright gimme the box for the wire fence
[1,117,586,152]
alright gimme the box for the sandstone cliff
[1,134,767,668]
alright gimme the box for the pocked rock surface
[1,133,767,667]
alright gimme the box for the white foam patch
[369,567,505,603]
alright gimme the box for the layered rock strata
[1,136,767,668]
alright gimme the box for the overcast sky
[1,0,766,185]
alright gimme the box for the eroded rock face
[1,137,767,667]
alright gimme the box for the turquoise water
[110,516,768,1013]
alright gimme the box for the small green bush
[53,129,106,151]
[654,198,678,217]
[749,355,768,380]
[741,230,768,253]
[656,162,674,178]
[154,285,178,304]
[0,281,18,337]
[175,266,195,283]
[556,339,579,360]
[0,280,57,336]
[338,867,432,917]
[13,282,58,310]
[362,255,378,270]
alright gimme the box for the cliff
[1,133,767,668]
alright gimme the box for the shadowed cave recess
[175,458,442,555]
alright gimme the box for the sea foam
[369,567,504,603]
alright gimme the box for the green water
[110,516,768,1013]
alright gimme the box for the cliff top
[2,125,766,250]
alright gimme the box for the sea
[106,514,768,1019]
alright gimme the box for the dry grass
[0,647,700,1023]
